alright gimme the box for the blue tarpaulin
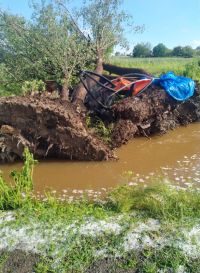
[155,72,195,101]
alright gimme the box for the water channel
[1,122,200,196]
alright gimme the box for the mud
[0,95,114,162]
[0,251,136,273]
[86,257,137,273]
[0,80,199,162]
[111,82,200,147]
[0,250,39,273]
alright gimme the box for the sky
[0,0,200,53]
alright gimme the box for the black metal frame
[80,70,153,109]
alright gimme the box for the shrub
[22,80,45,95]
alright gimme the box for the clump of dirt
[0,250,39,273]
[110,83,200,147]
[0,95,114,162]
[86,257,137,273]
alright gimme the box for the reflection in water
[1,122,200,193]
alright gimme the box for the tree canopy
[153,43,170,57]
[0,1,94,99]
[0,0,140,100]
[132,43,151,57]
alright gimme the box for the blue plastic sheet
[157,72,195,101]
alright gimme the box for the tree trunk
[61,76,69,100]
[71,52,103,103]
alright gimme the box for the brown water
[1,122,200,194]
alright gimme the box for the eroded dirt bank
[0,96,114,162]
[0,82,200,162]
[111,82,200,147]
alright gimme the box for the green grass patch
[86,114,113,144]
[109,56,200,81]
[107,181,200,221]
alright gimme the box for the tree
[195,46,200,56]
[0,1,92,100]
[172,46,183,57]
[182,46,194,58]
[132,43,151,57]
[153,43,169,57]
[172,45,194,58]
[72,0,142,102]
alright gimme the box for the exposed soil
[86,257,137,273]
[0,250,39,273]
[0,95,114,162]
[0,76,199,163]
[0,251,136,273]
[111,82,200,147]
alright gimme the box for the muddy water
[1,122,200,193]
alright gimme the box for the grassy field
[1,150,200,272]
[109,57,200,78]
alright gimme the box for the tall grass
[110,56,200,80]
[108,181,200,221]
[0,148,37,210]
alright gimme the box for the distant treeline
[115,43,200,58]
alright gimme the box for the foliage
[86,115,112,144]
[0,1,93,98]
[184,61,200,81]
[22,79,45,95]
[182,46,194,58]
[152,43,170,57]
[172,46,194,58]
[80,0,142,60]
[132,42,152,57]
[0,148,37,210]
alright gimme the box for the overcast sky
[1,0,200,52]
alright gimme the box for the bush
[22,80,45,95]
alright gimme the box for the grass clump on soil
[86,114,113,144]
[0,151,200,272]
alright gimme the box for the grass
[0,150,200,272]
[109,56,200,81]
[86,114,113,144]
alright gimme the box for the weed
[22,80,45,95]
[86,114,112,144]
[0,252,8,272]
[184,61,200,81]
[107,180,200,221]
[0,148,37,210]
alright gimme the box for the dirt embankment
[0,80,199,163]
[0,96,114,162]
[111,82,200,147]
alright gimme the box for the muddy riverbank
[1,122,200,194]
[0,81,199,163]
